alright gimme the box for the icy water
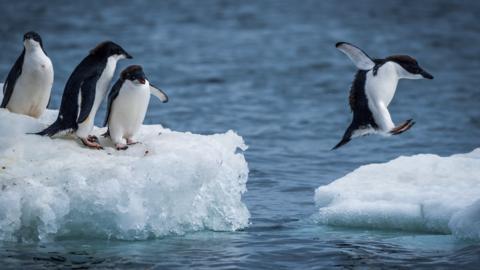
[1,0,480,268]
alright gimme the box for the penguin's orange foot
[87,135,99,143]
[81,138,103,150]
[390,119,415,135]
[116,144,128,151]
[126,138,138,145]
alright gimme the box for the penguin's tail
[332,136,351,150]
[33,118,65,137]
[331,124,356,150]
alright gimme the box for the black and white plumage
[36,41,132,149]
[1,31,53,118]
[332,42,434,150]
[103,65,168,150]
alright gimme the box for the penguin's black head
[24,31,41,42]
[90,41,133,60]
[386,55,434,80]
[121,65,147,84]
[23,31,43,48]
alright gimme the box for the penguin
[103,65,168,150]
[332,42,434,150]
[1,31,53,118]
[35,41,132,149]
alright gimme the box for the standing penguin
[103,65,168,150]
[332,42,434,150]
[1,31,53,118]
[36,41,132,149]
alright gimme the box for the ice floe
[315,149,480,240]
[0,104,249,241]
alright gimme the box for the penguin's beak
[137,78,146,84]
[420,69,434,80]
[125,52,133,59]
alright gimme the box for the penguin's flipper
[1,50,25,108]
[150,84,168,103]
[77,75,100,124]
[46,94,52,109]
[336,42,375,70]
[390,119,415,135]
[103,79,123,127]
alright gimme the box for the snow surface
[0,100,250,241]
[315,149,480,240]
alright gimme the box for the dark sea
[0,0,479,269]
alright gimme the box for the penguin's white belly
[365,63,399,131]
[7,53,53,118]
[109,83,150,142]
[365,63,398,107]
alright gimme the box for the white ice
[0,91,250,242]
[315,149,480,240]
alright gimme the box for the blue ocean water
[0,0,479,268]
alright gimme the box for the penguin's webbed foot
[81,138,103,150]
[390,119,415,135]
[126,138,138,145]
[87,135,99,143]
[116,144,128,151]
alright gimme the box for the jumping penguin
[36,41,132,149]
[1,31,53,118]
[103,65,168,150]
[332,42,434,150]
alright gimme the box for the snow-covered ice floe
[314,149,480,240]
[0,108,250,242]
